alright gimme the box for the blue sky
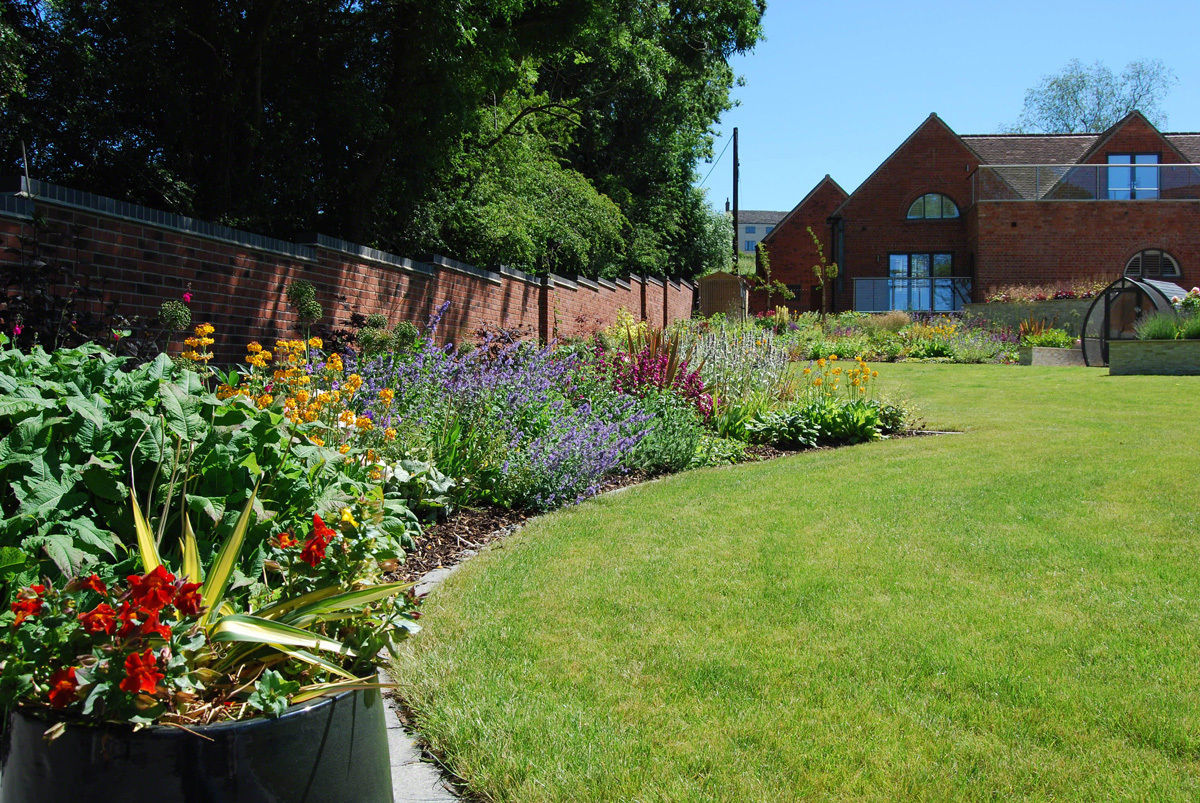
[700,0,1200,213]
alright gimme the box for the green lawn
[395,364,1200,801]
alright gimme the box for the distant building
[755,110,1200,313]
[734,209,787,254]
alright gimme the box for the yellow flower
[338,443,351,455]
[247,341,262,353]
[370,467,383,481]
[184,336,200,348]
[802,368,811,376]
[830,354,838,361]
[813,377,823,386]
[308,337,323,349]
[339,507,359,528]
[384,427,397,441]
[326,354,344,372]
[817,358,826,367]
[378,388,395,405]
[309,435,325,447]
[355,415,373,431]
[338,410,356,426]
[255,393,274,408]
[872,370,879,377]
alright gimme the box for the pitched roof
[959,134,1097,165]
[1165,134,1200,161]
[736,209,787,225]
[762,175,848,245]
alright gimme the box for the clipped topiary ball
[365,313,388,329]
[158,299,192,332]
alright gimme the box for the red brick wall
[749,177,848,313]
[833,115,979,311]
[1082,114,1189,165]
[0,191,693,361]
[975,200,1200,292]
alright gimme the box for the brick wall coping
[498,265,541,286]
[1,177,687,290]
[575,276,600,291]
[0,193,32,220]
[310,233,436,277]
[5,177,317,261]
[422,253,503,285]
[548,273,578,291]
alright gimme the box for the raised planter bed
[1108,339,1200,376]
[965,299,1092,337]
[0,687,392,803]
[1018,346,1087,367]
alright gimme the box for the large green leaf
[285,581,414,626]
[130,491,161,572]
[208,614,355,657]
[159,382,203,442]
[199,482,260,623]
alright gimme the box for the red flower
[10,597,41,626]
[127,565,176,613]
[174,581,203,616]
[116,602,142,637]
[300,515,338,568]
[275,532,298,550]
[139,611,172,641]
[47,667,78,709]
[299,536,328,568]
[78,603,118,634]
[119,649,163,695]
[10,584,46,625]
[79,574,107,595]
[312,514,336,540]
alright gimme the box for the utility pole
[731,127,739,265]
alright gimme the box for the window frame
[743,240,756,252]
[1124,248,1180,278]
[905,193,960,220]
[1106,153,1160,200]
[744,225,757,234]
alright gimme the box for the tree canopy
[0,0,763,280]
[1007,58,1178,134]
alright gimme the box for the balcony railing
[853,277,972,313]
[971,164,1200,203]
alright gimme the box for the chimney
[725,198,730,213]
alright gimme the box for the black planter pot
[0,687,392,803]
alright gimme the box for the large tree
[1008,58,1178,134]
[0,0,764,279]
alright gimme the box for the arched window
[1125,249,1181,278]
[906,193,960,220]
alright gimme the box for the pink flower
[12,325,21,336]
[183,292,193,303]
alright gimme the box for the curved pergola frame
[1081,276,1186,366]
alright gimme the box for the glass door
[932,253,953,311]
[910,254,931,310]
[889,254,910,311]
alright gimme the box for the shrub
[688,435,749,468]
[1178,313,1200,340]
[1135,312,1180,341]
[1021,328,1075,348]
[625,393,702,475]
[744,408,820,449]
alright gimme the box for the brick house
[754,111,1200,313]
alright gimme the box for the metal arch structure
[1081,277,1187,366]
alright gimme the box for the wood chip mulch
[395,506,531,583]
